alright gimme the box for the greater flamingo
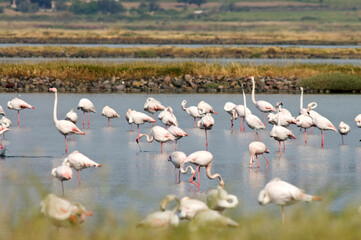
[258,178,322,224]
[52,162,73,196]
[77,98,96,128]
[179,197,209,220]
[355,114,361,128]
[167,151,195,183]
[125,108,133,130]
[338,121,351,145]
[206,186,239,212]
[0,126,9,150]
[198,101,218,115]
[40,194,93,227]
[181,100,203,128]
[144,97,165,126]
[159,107,178,128]
[224,102,238,129]
[181,150,225,188]
[197,113,214,151]
[296,89,314,143]
[249,76,276,125]
[50,88,85,153]
[7,97,34,126]
[307,103,336,148]
[63,150,102,185]
[128,109,156,140]
[268,102,296,127]
[235,104,252,132]
[102,105,120,127]
[0,106,5,116]
[65,108,77,124]
[137,195,180,228]
[191,209,238,229]
[242,86,265,141]
[136,126,175,153]
[167,125,188,151]
[0,117,11,140]
[248,141,269,168]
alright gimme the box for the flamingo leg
[255,131,261,142]
[197,168,200,188]
[194,118,196,128]
[78,170,81,185]
[256,155,260,168]
[64,135,68,153]
[175,140,178,151]
[178,169,181,183]
[108,118,111,127]
[83,112,85,128]
[305,129,307,144]
[160,142,163,153]
[342,135,344,145]
[243,118,246,132]
[61,181,65,196]
[175,167,177,183]
[321,129,324,148]
[311,127,313,134]
[283,141,285,150]
[17,110,20,126]
[0,141,4,149]
[263,112,266,126]
[87,112,90,129]
[279,141,282,156]
[281,206,285,224]
[137,125,140,140]
[152,113,155,127]
[205,129,208,151]
[262,153,269,165]
[240,118,243,132]
[190,166,200,186]
[249,156,253,168]
[231,118,233,129]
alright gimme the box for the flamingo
[355,114,361,128]
[137,195,180,228]
[40,194,93,227]
[206,186,239,212]
[235,104,252,132]
[102,106,120,127]
[144,97,165,126]
[191,209,238,229]
[179,197,209,220]
[296,89,314,143]
[249,76,276,125]
[181,100,203,128]
[63,150,102,185]
[181,150,225,188]
[77,98,96,129]
[307,103,336,148]
[242,86,265,141]
[198,101,218,115]
[136,126,175,153]
[167,151,195,183]
[224,102,238,129]
[159,107,178,128]
[52,162,73,196]
[0,126,9,150]
[248,141,270,168]
[0,117,11,140]
[338,121,351,145]
[197,113,214,151]
[125,108,133,130]
[268,102,296,127]
[258,178,322,224]
[0,106,5,116]
[270,103,296,156]
[65,108,77,124]
[128,109,156,140]
[167,125,188,151]
[49,88,85,153]
[7,97,35,126]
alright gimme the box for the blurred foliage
[300,73,361,92]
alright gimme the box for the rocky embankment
[0,75,304,93]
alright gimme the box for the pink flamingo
[65,108,77,124]
[128,109,156,140]
[50,88,85,153]
[355,114,361,128]
[0,126,9,149]
[181,151,225,188]
[144,97,165,126]
[7,97,35,126]
[181,100,203,128]
[63,150,102,185]
[235,104,252,132]
[136,126,175,153]
[338,121,351,145]
[224,102,238,129]
[168,151,195,183]
[159,107,178,128]
[102,106,120,127]
[52,162,73,196]
[197,113,214,151]
[249,76,276,125]
[125,108,133,130]
[198,101,218,115]
[77,98,96,129]
[307,103,336,148]
[249,141,269,168]
[167,125,188,151]
[242,86,265,141]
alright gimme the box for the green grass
[300,73,361,92]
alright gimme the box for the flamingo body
[248,141,270,168]
[206,186,239,212]
[179,197,209,220]
[77,98,96,128]
[65,108,77,124]
[7,97,34,126]
[102,105,120,127]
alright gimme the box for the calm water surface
[0,92,360,223]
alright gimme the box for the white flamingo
[167,151,195,183]
[102,105,120,127]
[355,114,361,128]
[181,100,203,128]
[0,116,11,140]
[248,141,269,168]
[77,98,96,128]
[136,126,175,153]
[198,101,218,115]
[7,97,35,126]
[338,121,351,145]
[179,197,209,220]
[125,108,133,130]
[144,97,165,126]
[206,186,239,212]
[197,113,214,151]
[50,88,85,153]
[235,104,252,132]
[52,162,73,196]
[224,102,238,129]
[296,89,314,143]
[65,108,77,124]
[258,178,322,224]
[167,125,188,151]
[191,209,238,229]
[63,150,102,185]
[159,107,178,128]
[128,109,156,140]
[249,76,276,125]
[0,106,5,116]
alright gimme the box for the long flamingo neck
[300,88,304,111]
[242,89,248,118]
[181,101,186,111]
[139,133,153,142]
[53,91,58,124]
[205,162,222,183]
[179,163,195,174]
[251,78,257,104]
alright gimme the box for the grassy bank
[2,46,361,59]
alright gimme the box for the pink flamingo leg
[0,142,4,149]
[83,112,85,128]
[283,141,285,150]
[255,131,261,141]
[190,166,200,186]
[87,112,90,128]
[279,141,282,156]
[197,168,200,188]
[194,118,196,128]
[321,129,324,148]
[17,110,20,126]
[61,181,64,196]
[205,129,208,151]
[108,118,111,127]
[175,140,178,151]
[137,125,140,140]
[231,119,233,129]
[240,118,243,132]
[311,127,313,134]
[160,142,163,153]
[305,129,307,143]
[256,155,260,168]
[152,113,155,127]
[78,170,81,185]
[64,135,68,153]
[342,135,344,145]
[262,153,269,165]
[263,112,266,126]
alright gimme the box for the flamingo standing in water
[235,104,252,132]
[167,125,188,151]
[125,108,133,130]
[307,103,336,148]
[296,88,314,143]
[258,178,322,224]
[128,109,156,140]
[50,88,85,153]
[197,113,214,151]
[181,100,203,128]
[167,151,195,183]
[52,162,73,196]
[0,126,9,150]
[181,150,225,188]
[159,107,178,128]
[65,108,77,124]
[198,101,218,115]
[355,114,361,128]
[102,106,120,127]
[7,97,35,126]
[248,141,269,168]
[249,76,276,125]
[136,126,175,153]
[77,98,96,129]
[224,102,238,129]
[63,150,102,185]
[242,86,265,141]
[338,121,351,145]
[0,117,11,140]
[144,97,165,126]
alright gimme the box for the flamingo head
[265,148,270,153]
[258,190,270,205]
[49,88,57,92]
[219,180,225,187]
[276,102,283,107]
[247,76,254,81]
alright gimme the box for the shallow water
[0,92,360,222]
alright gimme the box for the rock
[184,74,192,82]
[164,76,171,85]
[117,84,126,91]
